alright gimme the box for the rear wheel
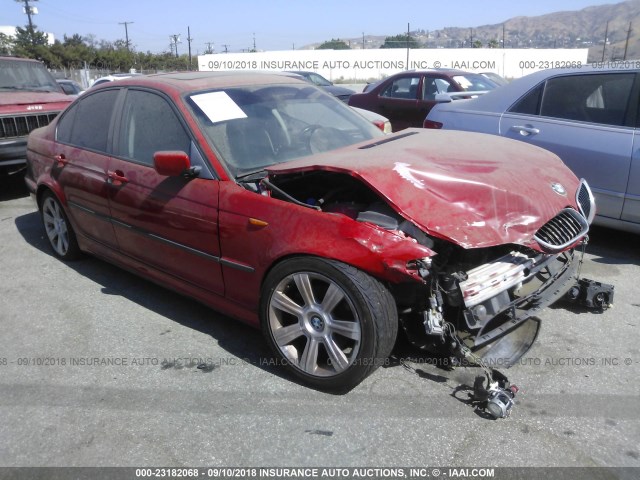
[260,257,398,392]
[40,192,81,260]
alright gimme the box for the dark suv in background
[0,56,72,176]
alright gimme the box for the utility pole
[252,32,256,52]
[15,0,39,44]
[222,44,230,53]
[601,20,609,62]
[406,23,410,71]
[502,24,505,48]
[204,42,214,54]
[170,34,181,57]
[187,27,193,70]
[624,22,632,60]
[119,21,133,52]
[470,28,473,47]
[362,32,365,50]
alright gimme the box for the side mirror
[434,93,452,103]
[153,151,191,176]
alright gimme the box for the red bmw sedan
[26,72,593,391]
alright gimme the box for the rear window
[508,73,636,127]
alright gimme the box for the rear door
[53,88,120,248]
[375,74,422,131]
[499,72,637,221]
[107,88,224,295]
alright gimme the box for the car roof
[101,71,307,94]
[436,66,639,113]
[402,69,484,76]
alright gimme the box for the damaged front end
[254,168,595,370]
[400,245,579,366]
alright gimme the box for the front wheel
[260,257,398,392]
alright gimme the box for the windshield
[453,74,498,92]
[0,58,61,92]
[187,83,384,177]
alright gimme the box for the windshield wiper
[235,169,268,182]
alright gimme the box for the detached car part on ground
[26,72,594,395]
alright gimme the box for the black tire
[260,257,398,392]
[40,191,81,260]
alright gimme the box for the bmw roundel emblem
[551,182,567,196]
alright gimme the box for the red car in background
[348,69,497,131]
[26,72,592,392]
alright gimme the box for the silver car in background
[425,67,640,234]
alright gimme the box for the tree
[0,33,14,55]
[317,39,350,50]
[487,39,499,48]
[380,34,421,49]
[13,25,53,66]
[472,40,483,48]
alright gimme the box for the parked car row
[348,69,499,131]
[25,70,594,392]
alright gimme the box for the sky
[1,0,628,54]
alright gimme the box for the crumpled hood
[267,129,582,249]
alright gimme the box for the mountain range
[304,0,640,61]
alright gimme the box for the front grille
[0,113,59,140]
[576,179,595,224]
[534,208,589,251]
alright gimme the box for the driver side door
[107,88,224,296]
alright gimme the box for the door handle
[107,170,129,186]
[510,125,540,136]
[54,154,68,168]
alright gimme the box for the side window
[422,77,452,100]
[539,73,634,126]
[509,84,543,115]
[56,89,119,152]
[380,76,421,99]
[118,90,190,166]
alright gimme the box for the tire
[40,191,81,260]
[260,257,398,392]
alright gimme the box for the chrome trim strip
[577,178,596,225]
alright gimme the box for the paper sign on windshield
[190,91,247,123]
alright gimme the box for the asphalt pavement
[1,174,639,472]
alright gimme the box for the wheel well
[35,185,54,210]
[260,253,400,308]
